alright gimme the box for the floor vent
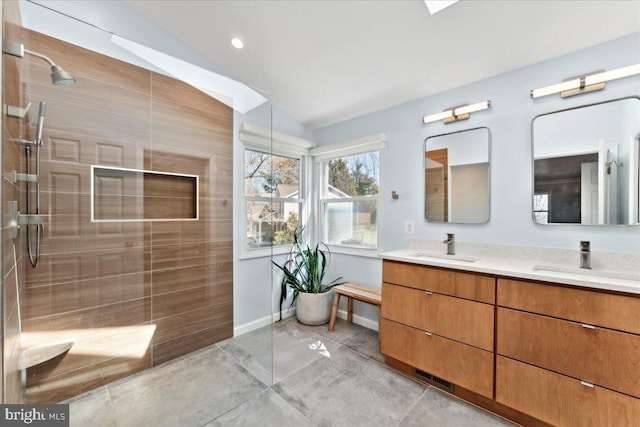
[413,368,454,392]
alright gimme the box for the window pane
[533,194,548,211]
[327,152,379,197]
[246,200,301,248]
[244,150,299,197]
[324,200,377,248]
[533,194,549,224]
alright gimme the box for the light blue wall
[233,104,312,330]
[309,32,640,326]
[314,32,640,254]
[234,32,640,330]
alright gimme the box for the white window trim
[311,133,386,162]
[240,123,314,157]
[240,123,314,259]
[314,133,386,257]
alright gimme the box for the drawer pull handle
[424,331,433,336]
[581,324,596,330]
[424,291,433,295]
[580,381,595,388]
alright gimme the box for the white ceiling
[119,1,639,129]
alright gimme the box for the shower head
[2,39,76,86]
[50,65,76,86]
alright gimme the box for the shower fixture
[2,38,75,267]
[2,39,76,86]
[13,101,48,267]
[6,101,49,266]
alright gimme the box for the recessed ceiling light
[230,38,244,49]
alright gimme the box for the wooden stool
[328,282,382,331]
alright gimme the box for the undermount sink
[532,265,640,282]
[410,252,478,263]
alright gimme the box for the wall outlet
[404,220,415,234]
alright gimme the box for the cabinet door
[382,283,494,351]
[496,356,640,427]
[380,319,494,398]
[382,261,495,304]
[497,278,640,335]
[497,308,640,398]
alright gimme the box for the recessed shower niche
[92,166,199,221]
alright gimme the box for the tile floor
[65,318,515,427]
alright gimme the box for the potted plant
[273,227,342,325]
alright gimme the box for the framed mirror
[532,97,640,225]
[425,127,490,223]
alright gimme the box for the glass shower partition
[1,1,274,418]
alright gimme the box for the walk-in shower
[1,0,270,405]
[2,39,75,267]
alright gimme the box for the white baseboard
[233,309,297,337]
[233,308,379,337]
[336,309,379,331]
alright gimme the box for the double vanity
[379,242,640,426]
[410,66,640,426]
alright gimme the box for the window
[320,151,380,249]
[533,193,550,224]
[240,123,314,257]
[244,149,303,249]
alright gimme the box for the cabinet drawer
[496,356,640,427]
[497,278,640,335]
[497,307,640,398]
[381,282,494,351]
[380,318,494,398]
[382,260,495,304]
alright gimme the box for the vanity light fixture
[422,100,491,125]
[530,64,640,99]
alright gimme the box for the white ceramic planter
[296,290,334,325]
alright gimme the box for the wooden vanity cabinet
[380,318,494,398]
[380,259,640,426]
[382,260,495,303]
[497,278,640,334]
[496,356,640,427]
[496,278,640,424]
[382,282,494,351]
[380,261,495,399]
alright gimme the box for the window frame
[312,134,386,256]
[240,123,314,259]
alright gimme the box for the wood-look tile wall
[2,0,26,403]
[10,28,233,403]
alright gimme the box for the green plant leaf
[273,226,341,320]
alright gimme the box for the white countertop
[379,242,640,295]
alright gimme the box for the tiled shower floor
[66,318,515,426]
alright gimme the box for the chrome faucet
[443,233,455,255]
[580,240,591,269]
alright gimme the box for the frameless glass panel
[3,1,275,410]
